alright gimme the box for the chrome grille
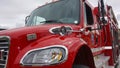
[0,36,10,68]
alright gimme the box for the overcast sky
[0,0,120,28]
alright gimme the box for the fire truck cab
[0,0,119,68]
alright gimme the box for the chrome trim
[0,36,10,68]
[20,45,68,66]
[0,64,5,66]
[49,26,61,34]
[0,46,8,49]
[0,42,9,45]
[104,46,112,50]
[49,26,73,36]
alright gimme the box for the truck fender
[70,39,95,68]
[15,37,95,68]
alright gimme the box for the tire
[73,65,89,68]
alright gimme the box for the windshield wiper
[40,20,63,24]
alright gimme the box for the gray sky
[0,0,120,28]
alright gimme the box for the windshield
[26,0,80,26]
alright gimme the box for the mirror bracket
[25,16,30,25]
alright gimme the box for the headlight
[20,45,68,66]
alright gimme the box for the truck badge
[27,33,37,41]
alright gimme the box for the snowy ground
[117,56,120,68]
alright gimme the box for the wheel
[73,65,89,68]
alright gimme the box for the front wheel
[73,65,89,68]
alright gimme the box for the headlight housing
[20,45,68,66]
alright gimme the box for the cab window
[84,3,94,25]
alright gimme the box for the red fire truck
[0,0,119,68]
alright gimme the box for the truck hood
[0,24,81,67]
[0,24,65,67]
[0,25,56,49]
[0,24,78,50]
[0,25,52,36]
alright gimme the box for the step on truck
[0,0,119,68]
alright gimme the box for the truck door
[83,2,97,48]
[83,2,106,53]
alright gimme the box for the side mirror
[98,0,108,24]
[100,16,108,24]
[25,16,30,24]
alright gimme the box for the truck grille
[0,36,10,68]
